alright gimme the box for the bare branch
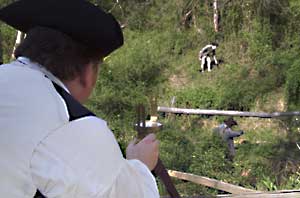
[11,30,25,60]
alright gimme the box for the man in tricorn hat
[0,0,159,197]
[213,117,244,160]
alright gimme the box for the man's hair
[211,42,219,47]
[224,117,237,127]
[14,26,103,81]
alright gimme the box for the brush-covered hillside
[1,0,300,196]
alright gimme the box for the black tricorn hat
[0,0,124,57]
[224,117,238,126]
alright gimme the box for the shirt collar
[16,57,70,93]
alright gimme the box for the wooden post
[167,96,176,120]
[168,170,256,194]
[150,96,158,122]
[158,106,300,118]
[135,105,181,198]
[217,190,300,198]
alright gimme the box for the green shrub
[175,87,219,109]
[0,23,16,62]
[285,59,300,110]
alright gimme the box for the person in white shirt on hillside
[198,43,219,72]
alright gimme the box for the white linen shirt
[0,58,159,198]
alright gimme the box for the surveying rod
[135,104,181,198]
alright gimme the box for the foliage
[0,23,15,62]
[189,132,232,180]
[0,0,16,9]
[174,86,219,109]
[285,59,300,110]
[284,171,300,189]
[258,175,278,191]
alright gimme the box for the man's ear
[79,63,96,88]
[63,63,99,103]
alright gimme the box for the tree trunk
[11,30,25,60]
[213,0,219,32]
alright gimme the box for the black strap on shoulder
[34,190,45,198]
[33,82,96,198]
[52,82,95,121]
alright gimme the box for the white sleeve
[30,116,159,198]
[201,44,213,52]
[213,55,218,64]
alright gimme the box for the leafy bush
[285,59,300,110]
[283,171,300,189]
[174,87,219,109]
[189,132,232,180]
[0,23,16,62]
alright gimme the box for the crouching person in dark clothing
[213,117,244,161]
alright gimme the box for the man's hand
[126,133,159,171]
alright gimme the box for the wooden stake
[168,170,256,194]
[158,107,300,118]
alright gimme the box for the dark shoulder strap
[33,82,96,198]
[34,190,45,198]
[52,82,95,121]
